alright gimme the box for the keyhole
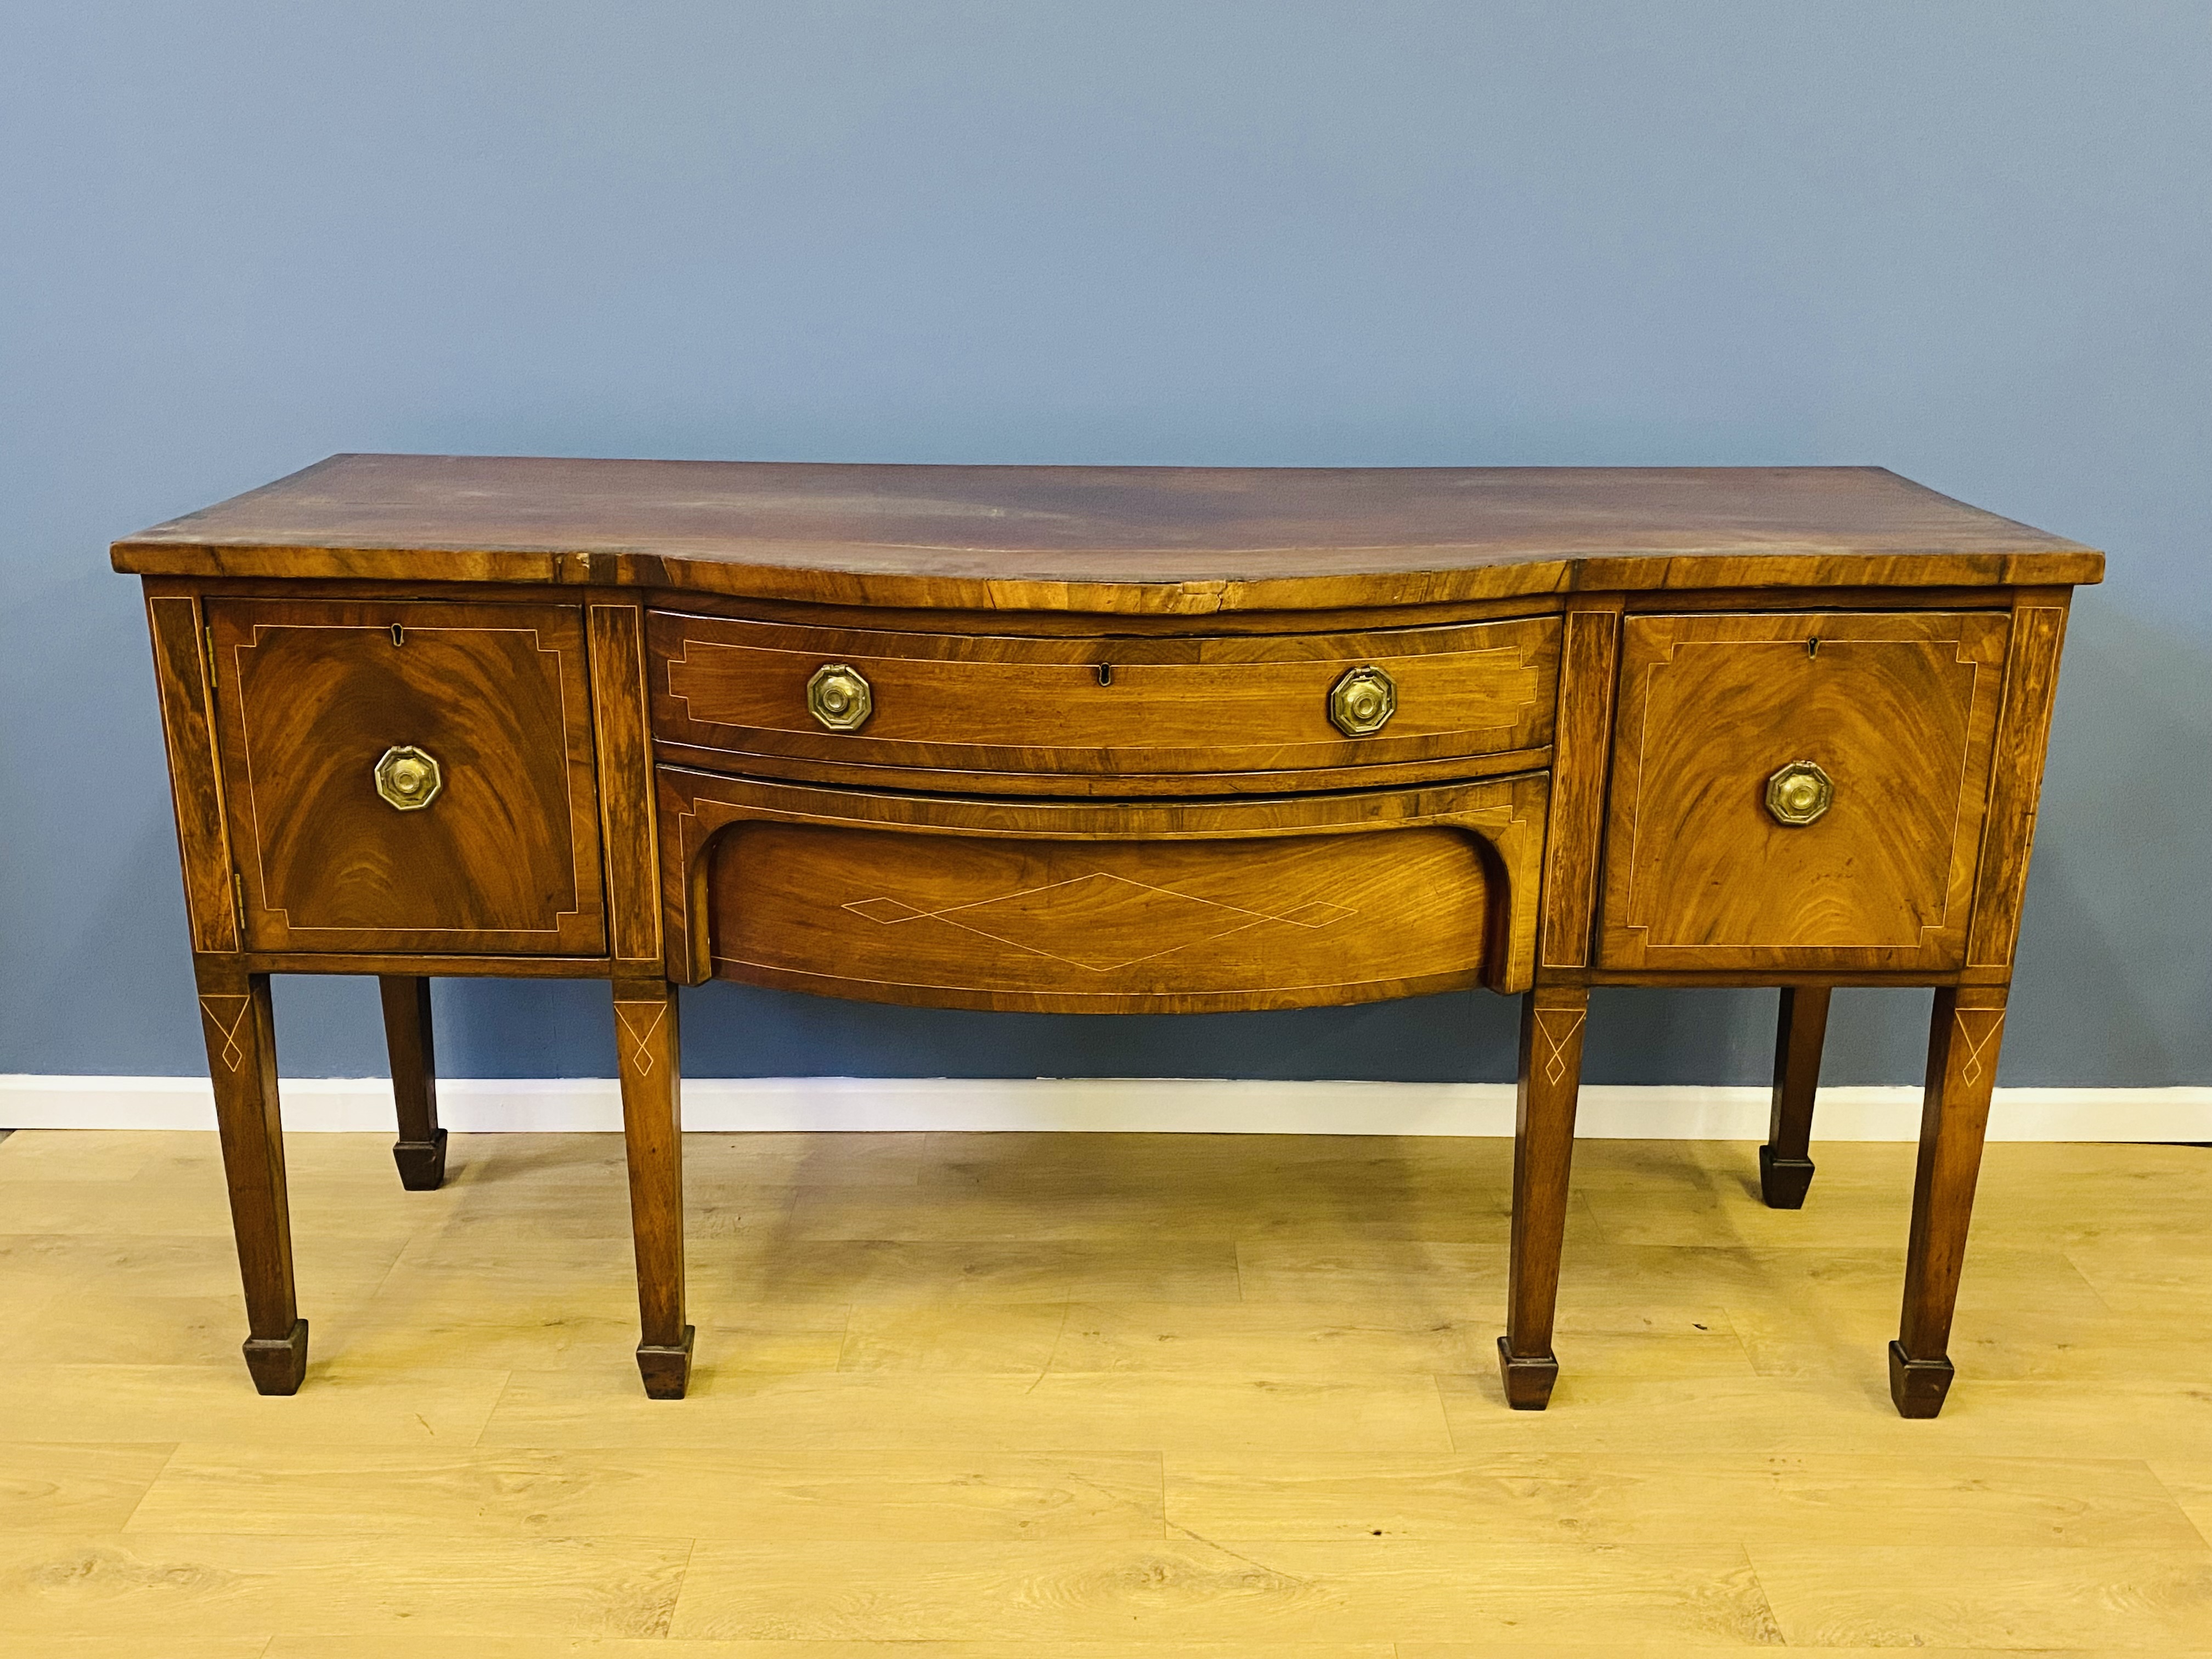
[391,623,405,647]
[1096,663,1113,686]
[1807,636,1820,658]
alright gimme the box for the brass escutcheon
[1765,759,1833,826]
[374,744,443,811]
[807,663,873,731]
[1328,665,1397,737]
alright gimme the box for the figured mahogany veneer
[661,770,1547,1011]
[117,456,2100,1419]
[207,599,606,956]
[1600,611,2010,972]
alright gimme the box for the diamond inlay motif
[198,995,253,1074]
[843,871,1356,974]
[1534,1009,1586,1087]
[1951,1009,2005,1087]
[614,1001,668,1076]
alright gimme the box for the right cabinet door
[1598,611,2010,973]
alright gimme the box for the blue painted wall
[4,2,2206,1087]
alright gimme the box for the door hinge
[204,628,219,690]
[232,871,247,935]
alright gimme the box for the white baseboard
[3,1074,2208,1141]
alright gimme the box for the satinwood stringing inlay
[843,871,1356,974]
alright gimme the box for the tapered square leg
[1759,985,1829,1208]
[1499,985,1588,1410]
[1892,985,2007,1418]
[195,960,307,1395]
[380,975,447,1190]
[614,978,691,1398]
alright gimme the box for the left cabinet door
[207,599,607,957]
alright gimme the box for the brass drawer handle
[808,663,873,731]
[1329,665,1397,736]
[1765,760,1834,826]
[374,745,443,811]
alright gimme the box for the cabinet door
[208,599,606,957]
[1597,611,2009,973]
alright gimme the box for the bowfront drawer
[1598,610,2011,972]
[660,769,1549,1009]
[648,610,1559,792]
[207,599,606,956]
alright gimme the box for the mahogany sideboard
[113,456,2102,1415]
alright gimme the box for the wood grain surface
[652,608,1559,787]
[661,769,1549,1008]
[1599,610,2010,972]
[1968,591,2073,968]
[144,595,240,955]
[587,601,665,966]
[3,1127,2207,1651]
[1535,601,1621,970]
[712,822,1494,1013]
[206,598,606,956]
[112,455,2103,612]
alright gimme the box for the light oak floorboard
[8,1640,275,1658]
[1748,1543,2212,1649]
[127,1446,1165,1542]
[476,1367,1456,1457]
[1,1130,2207,1652]
[0,1176,417,1240]
[0,1444,177,1531]
[0,1293,376,1370]
[0,1130,159,1181]
[696,1237,1247,1307]
[267,1643,1395,1658]
[665,1537,1782,1643]
[1165,1452,2208,1548]
[0,1532,690,1640]
[786,1183,1522,1244]
[1400,1648,2123,1658]
[0,1364,510,1446]
[1438,1372,2212,1461]
[0,1232,402,1302]
[2152,1463,2212,1550]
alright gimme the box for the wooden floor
[1,1125,2209,1655]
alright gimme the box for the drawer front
[662,770,1549,1011]
[1598,611,2009,972]
[208,599,606,956]
[650,611,1559,788]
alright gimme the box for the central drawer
[648,610,1559,792]
[659,769,1550,1011]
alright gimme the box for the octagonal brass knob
[374,745,443,811]
[807,663,873,732]
[1765,760,1834,827]
[1328,665,1397,737]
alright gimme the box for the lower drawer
[660,770,1548,1011]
